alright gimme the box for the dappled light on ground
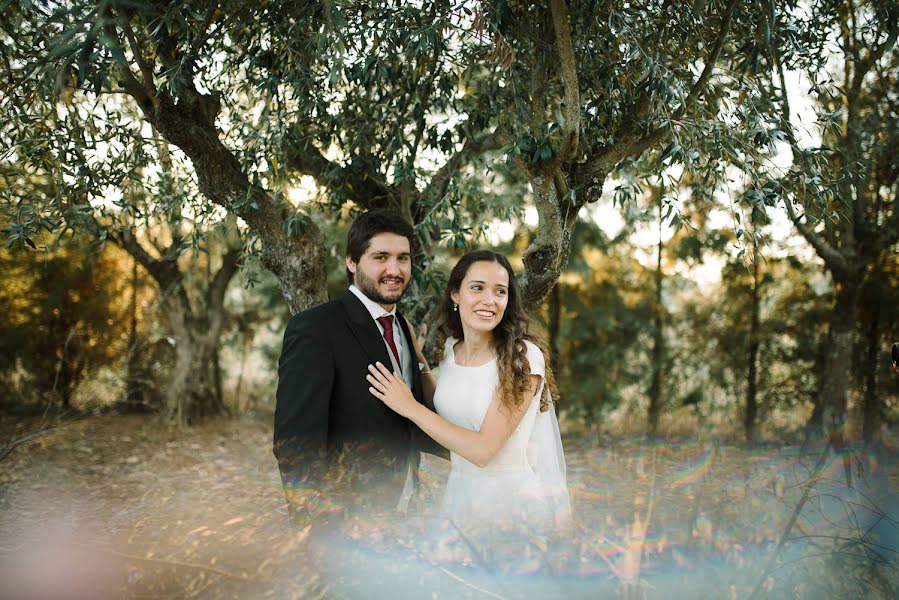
[1,416,897,598]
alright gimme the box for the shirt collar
[349,285,396,321]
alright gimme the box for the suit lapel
[394,311,422,397]
[340,291,394,369]
[340,292,425,406]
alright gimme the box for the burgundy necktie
[376,315,402,373]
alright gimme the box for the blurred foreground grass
[0,415,896,599]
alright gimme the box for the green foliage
[0,0,895,436]
[0,236,133,408]
[538,219,655,421]
[0,0,819,254]
[712,256,829,429]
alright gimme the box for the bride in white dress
[367,250,570,541]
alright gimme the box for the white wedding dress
[433,338,570,535]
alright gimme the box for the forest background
[1,1,898,598]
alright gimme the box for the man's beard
[355,269,408,305]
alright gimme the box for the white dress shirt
[348,285,411,384]
[349,285,419,512]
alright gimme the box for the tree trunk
[162,302,226,424]
[128,86,329,315]
[809,275,862,442]
[861,303,881,444]
[233,333,253,413]
[52,326,77,409]
[213,344,224,412]
[548,283,561,360]
[520,173,576,312]
[647,204,664,436]
[123,257,145,411]
[745,243,761,445]
[155,250,238,425]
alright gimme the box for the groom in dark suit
[274,209,441,521]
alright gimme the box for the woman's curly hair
[434,250,560,414]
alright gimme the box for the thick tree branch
[184,4,220,74]
[207,245,241,311]
[282,133,395,207]
[524,20,551,140]
[781,194,852,277]
[321,0,348,55]
[404,2,444,171]
[573,0,739,202]
[518,161,582,312]
[553,168,569,199]
[152,94,327,313]
[120,14,156,96]
[281,136,336,186]
[770,32,851,278]
[108,226,193,328]
[101,18,153,108]
[852,20,898,91]
[105,26,329,316]
[569,127,645,203]
[113,228,179,289]
[418,126,510,209]
[679,0,737,119]
[549,0,579,162]
[520,171,567,312]
[875,197,899,251]
[62,193,184,292]
[116,70,152,108]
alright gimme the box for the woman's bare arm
[368,361,540,467]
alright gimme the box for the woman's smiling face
[451,260,510,335]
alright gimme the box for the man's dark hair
[345,209,415,284]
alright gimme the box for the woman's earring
[453,303,458,312]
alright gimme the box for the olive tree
[2,1,806,425]
[3,0,780,306]
[754,0,898,438]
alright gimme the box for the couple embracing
[273,209,570,546]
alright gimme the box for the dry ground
[0,414,897,599]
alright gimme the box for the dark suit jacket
[273,291,442,506]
